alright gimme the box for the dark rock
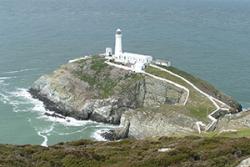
[44,112,66,119]
[100,122,130,140]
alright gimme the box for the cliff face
[30,56,186,124]
[216,110,250,131]
[29,56,242,139]
[162,66,242,112]
[119,108,197,139]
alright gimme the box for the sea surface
[0,0,250,146]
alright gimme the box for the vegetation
[74,57,217,121]
[145,66,215,122]
[157,65,242,111]
[74,56,144,99]
[90,56,108,72]
[164,66,218,94]
[201,128,250,138]
[73,57,117,98]
[72,56,234,122]
[0,136,250,167]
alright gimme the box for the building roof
[155,59,169,63]
[123,52,152,59]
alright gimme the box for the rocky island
[29,55,242,140]
[9,29,249,167]
[2,55,250,167]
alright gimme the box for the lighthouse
[104,28,155,71]
[115,29,123,57]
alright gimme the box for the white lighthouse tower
[115,29,123,58]
[104,28,156,71]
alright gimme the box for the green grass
[73,57,117,98]
[198,128,250,138]
[90,56,108,72]
[77,73,96,85]
[157,65,243,111]
[145,66,215,122]
[74,56,145,99]
[218,129,250,138]
[157,65,218,94]
[98,78,117,98]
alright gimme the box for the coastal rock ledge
[29,56,241,139]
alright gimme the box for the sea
[0,0,250,146]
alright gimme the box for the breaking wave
[0,76,115,146]
[91,129,110,141]
[37,124,55,147]
[2,68,35,74]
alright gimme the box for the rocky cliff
[29,55,242,139]
[216,110,250,132]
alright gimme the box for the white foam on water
[2,87,116,142]
[91,129,113,141]
[0,76,16,80]
[36,124,54,147]
[10,88,115,128]
[6,88,43,113]
[10,88,93,125]
[2,68,35,74]
[0,92,10,104]
[54,127,88,136]
[0,76,16,86]
[39,114,95,127]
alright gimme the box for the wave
[9,88,95,125]
[91,129,110,141]
[36,124,55,147]
[54,127,89,136]
[0,76,16,80]
[2,68,35,74]
[1,87,116,144]
[0,92,10,104]
[0,76,15,86]
[10,88,49,113]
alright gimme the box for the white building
[154,59,171,67]
[106,29,153,72]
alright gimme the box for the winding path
[105,61,231,133]
[149,64,230,132]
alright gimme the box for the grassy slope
[1,137,250,167]
[202,128,250,138]
[158,65,241,111]
[73,57,216,122]
[73,56,144,99]
[145,66,215,123]
[74,56,116,98]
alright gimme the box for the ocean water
[0,0,250,145]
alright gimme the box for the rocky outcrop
[216,110,250,131]
[100,122,130,140]
[119,108,197,139]
[29,56,186,126]
[30,56,242,139]
[237,157,250,167]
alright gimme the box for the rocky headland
[29,55,242,140]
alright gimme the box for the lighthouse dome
[116,29,122,35]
